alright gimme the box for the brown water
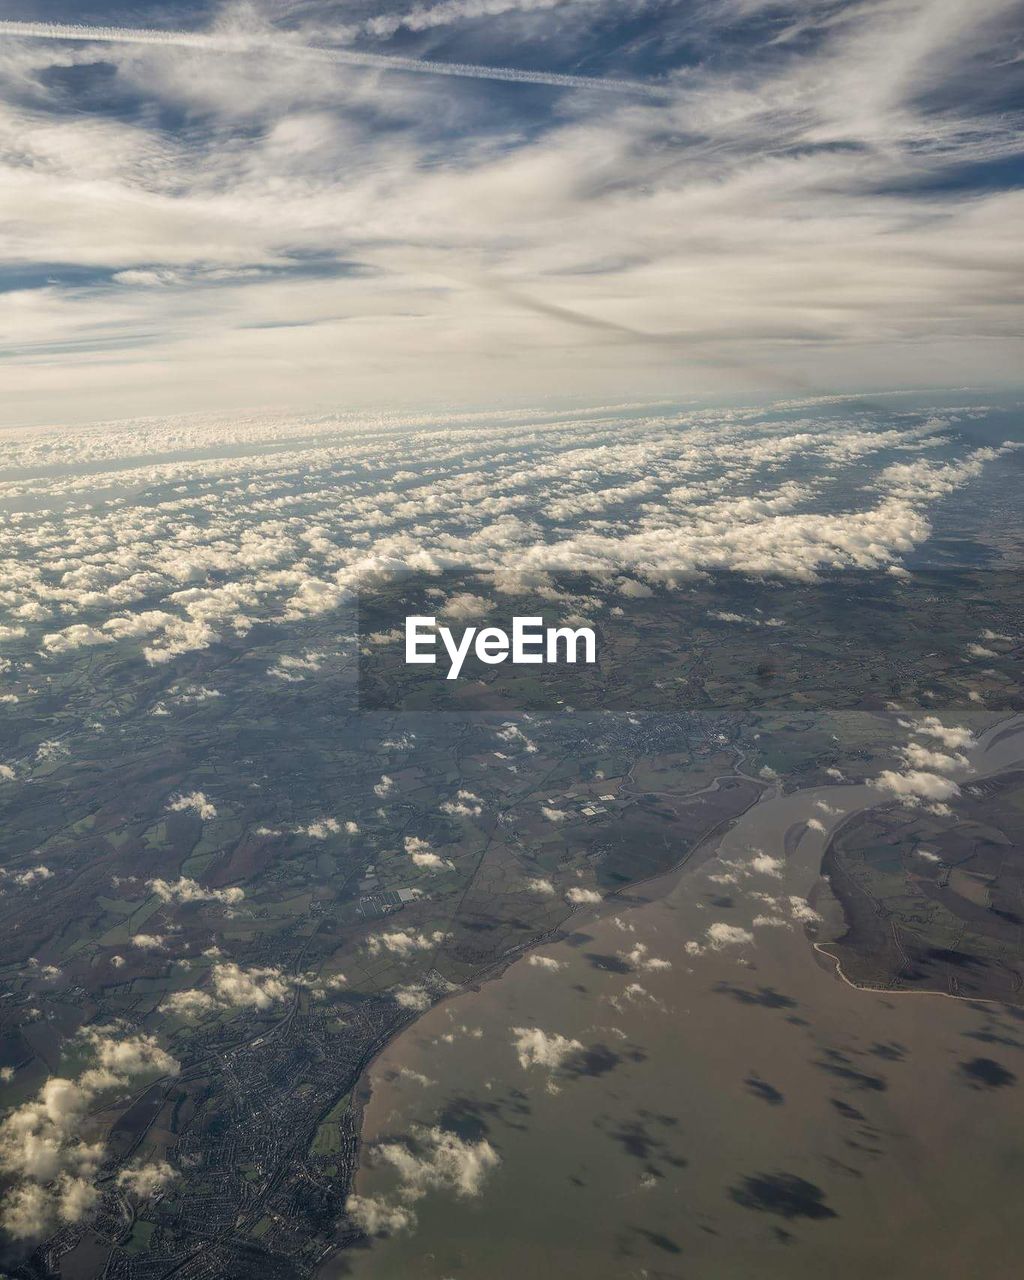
[329,718,1024,1280]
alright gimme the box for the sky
[0,0,1022,426]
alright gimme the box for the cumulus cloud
[164,960,344,1019]
[748,851,784,878]
[710,848,783,885]
[373,1125,500,1200]
[211,962,291,1009]
[788,896,822,924]
[116,1159,176,1198]
[396,1066,436,1087]
[131,933,167,951]
[301,817,341,839]
[147,876,244,905]
[440,789,483,817]
[267,651,323,681]
[967,643,997,659]
[161,960,300,1020]
[393,984,432,1011]
[368,929,448,957]
[899,742,967,773]
[705,922,755,949]
[409,851,452,871]
[525,876,556,895]
[166,791,217,820]
[310,971,349,994]
[872,714,976,814]
[0,399,1013,687]
[619,942,671,972]
[511,1026,583,1072]
[1,1178,97,1240]
[347,1123,498,1237]
[874,769,959,803]
[0,864,53,888]
[753,913,790,929]
[565,886,602,905]
[346,1193,417,1236]
[0,1026,177,1239]
[162,989,218,1018]
[441,592,493,620]
[41,624,112,655]
[907,717,976,751]
[404,836,454,871]
[495,724,538,754]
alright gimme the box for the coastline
[322,711,1024,1277]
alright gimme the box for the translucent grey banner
[356,569,1023,712]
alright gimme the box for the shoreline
[322,711,1024,1275]
[811,940,1018,1007]
[321,764,772,1272]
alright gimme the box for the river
[327,715,1024,1280]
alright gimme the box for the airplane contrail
[0,20,664,96]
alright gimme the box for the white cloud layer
[0,403,1013,682]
